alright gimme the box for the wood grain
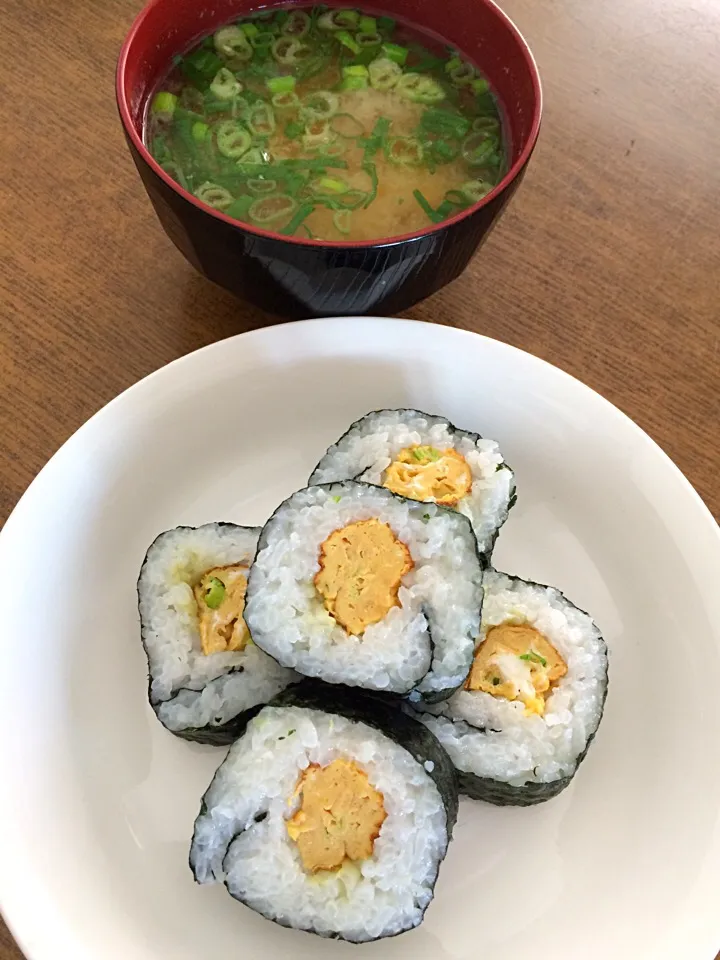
[0,0,718,955]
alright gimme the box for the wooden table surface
[1,0,719,955]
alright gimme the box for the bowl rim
[115,0,543,249]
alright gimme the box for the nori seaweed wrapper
[189,680,459,941]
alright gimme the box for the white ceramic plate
[1,317,719,960]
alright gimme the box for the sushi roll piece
[244,481,484,703]
[190,680,458,942]
[416,570,608,804]
[138,524,297,744]
[309,409,515,556]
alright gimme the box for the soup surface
[145,6,505,241]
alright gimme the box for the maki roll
[309,409,515,555]
[190,680,458,942]
[244,482,484,702]
[417,570,608,804]
[138,524,296,744]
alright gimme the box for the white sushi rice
[190,705,449,942]
[420,570,608,786]
[244,483,483,699]
[138,524,296,732]
[309,410,515,555]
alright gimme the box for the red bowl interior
[117,0,542,248]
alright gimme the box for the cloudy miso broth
[145,6,505,241]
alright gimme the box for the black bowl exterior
[126,132,526,319]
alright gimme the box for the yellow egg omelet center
[314,519,413,636]
[193,564,250,655]
[383,445,472,506]
[465,623,568,715]
[286,758,387,873]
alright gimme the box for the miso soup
[145,6,506,241]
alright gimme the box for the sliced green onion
[472,116,500,134]
[317,176,348,194]
[301,90,339,121]
[240,21,259,37]
[336,30,360,54]
[203,99,230,114]
[180,86,205,112]
[343,64,369,78]
[246,178,278,195]
[385,136,424,166]
[446,58,476,86]
[159,160,188,190]
[214,25,253,61]
[237,147,269,167]
[444,189,470,207]
[461,132,498,166]
[203,576,226,608]
[315,140,347,158]
[340,75,368,90]
[231,96,250,120]
[471,76,490,95]
[431,138,460,163]
[150,134,169,162]
[396,73,445,103]
[420,108,471,139]
[224,195,253,219]
[247,101,276,137]
[377,15,395,33]
[282,9,311,37]
[210,67,243,100]
[355,31,382,48]
[368,56,402,90]
[173,109,200,151]
[414,53,447,72]
[250,30,275,50]
[414,446,441,461]
[266,74,296,95]
[433,199,456,219]
[248,193,298,224]
[302,119,334,147]
[280,202,315,235]
[333,209,351,234]
[362,160,378,207]
[271,36,312,65]
[215,121,252,158]
[284,119,305,139]
[333,189,366,209]
[318,9,359,31]
[272,90,300,111]
[381,42,408,65]
[398,73,425,96]
[191,120,210,142]
[460,179,494,202]
[519,650,548,667]
[358,14,377,33]
[195,182,234,211]
[150,91,177,122]
[330,112,365,138]
[180,49,224,88]
[412,189,444,223]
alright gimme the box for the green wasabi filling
[203,577,226,609]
